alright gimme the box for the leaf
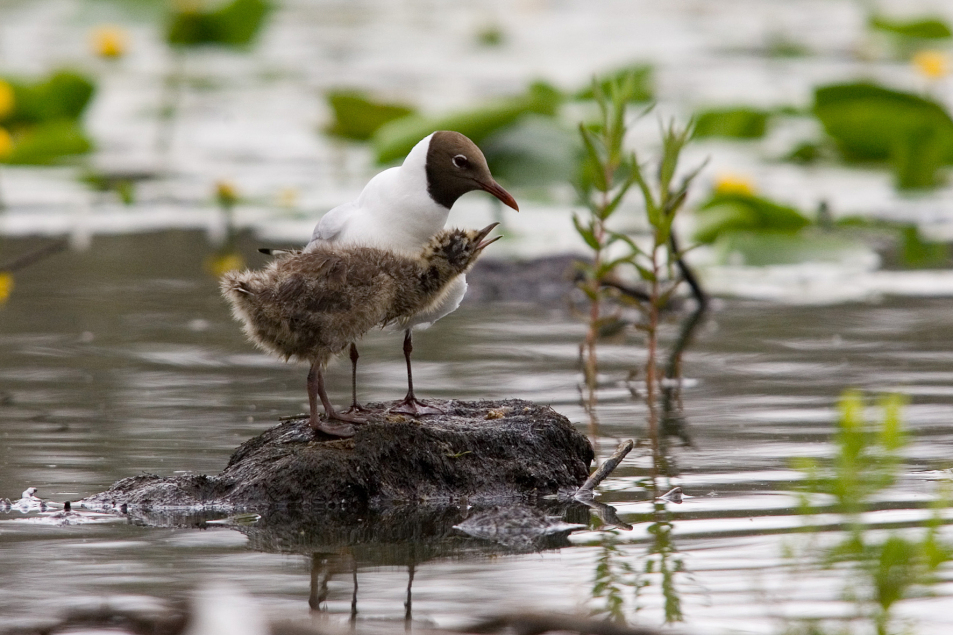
[572,214,601,250]
[579,124,608,192]
[324,90,415,141]
[167,0,272,48]
[372,82,563,163]
[0,70,95,127]
[869,14,952,40]
[693,107,769,139]
[633,263,656,283]
[693,192,811,243]
[6,120,92,165]
[814,82,953,188]
[574,64,654,103]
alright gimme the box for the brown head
[425,131,519,212]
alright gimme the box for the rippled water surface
[4,0,953,632]
[3,230,953,633]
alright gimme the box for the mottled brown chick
[221,223,499,437]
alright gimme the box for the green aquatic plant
[790,392,952,635]
[166,0,271,48]
[574,64,654,103]
[573,71,701,438]
[372,82,562,163]
[869,14,952,41]
[693,191,810,244]
[692,106,769,139]
[814,82,953,189]
[0,70,95,165]
[589,493,685,625]
[324,90,415,141]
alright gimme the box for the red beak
[478,179,519,212]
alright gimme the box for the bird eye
[452,154,469,169]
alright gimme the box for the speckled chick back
[220,229,486,365]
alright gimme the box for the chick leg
[390,330,444,416]
[307,361,362,436]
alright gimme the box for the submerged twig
[0,238,68,273]
[576,439,635,498]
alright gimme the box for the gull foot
[344,403,373,415]
[389,398,445,417]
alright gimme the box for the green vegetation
[814,82,953,189]
[372,82,562,163]
[166,0,271,48]
[693,107,769,139]
[324,90,416,141]
[693,192,810,244]
[574,64,653,103]
[573,71,700,435]
[791,392,952,635]
[0,70,95,164]
[869,14,952,41]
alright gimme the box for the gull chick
[222,224,500,438]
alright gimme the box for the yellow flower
[0,80,14,120]
[91,25,128,59]
[205,252,245,278]
[277,187,298,208]
[215,180,239,207]
[0,272,13,303]
[713,172,756,196]
[913,50,949,80]
[0,127,13,161]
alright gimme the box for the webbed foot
[389,398,445,417]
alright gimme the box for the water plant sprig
[791,391,952,635]
[574,73,703,437]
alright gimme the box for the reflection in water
[7,227,953,631]
[582,271,708,624]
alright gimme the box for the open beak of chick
[475,222,502,251]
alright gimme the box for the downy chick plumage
[221,223,499,436]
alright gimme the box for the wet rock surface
[80,399,594,513]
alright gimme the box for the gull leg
[344,342,371,414]
[307,362,361,437]
[390,330,444,417]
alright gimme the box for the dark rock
[464,255,581,306]
[80,399,593,514]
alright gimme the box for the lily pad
[693,107,769,139]
[869,15,952,40]
[325,90,415,141]
[711,230,875,267]
[372,82,562,164]
[693,192,811,244]
[814,82,953,188]
[0,70,95,127]
[6,121,92,165]
[167,0,271,48]
[481,115,580,186]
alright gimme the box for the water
[4,0,953,632]
[3,229,953,633]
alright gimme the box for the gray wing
[308,201,357,247]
